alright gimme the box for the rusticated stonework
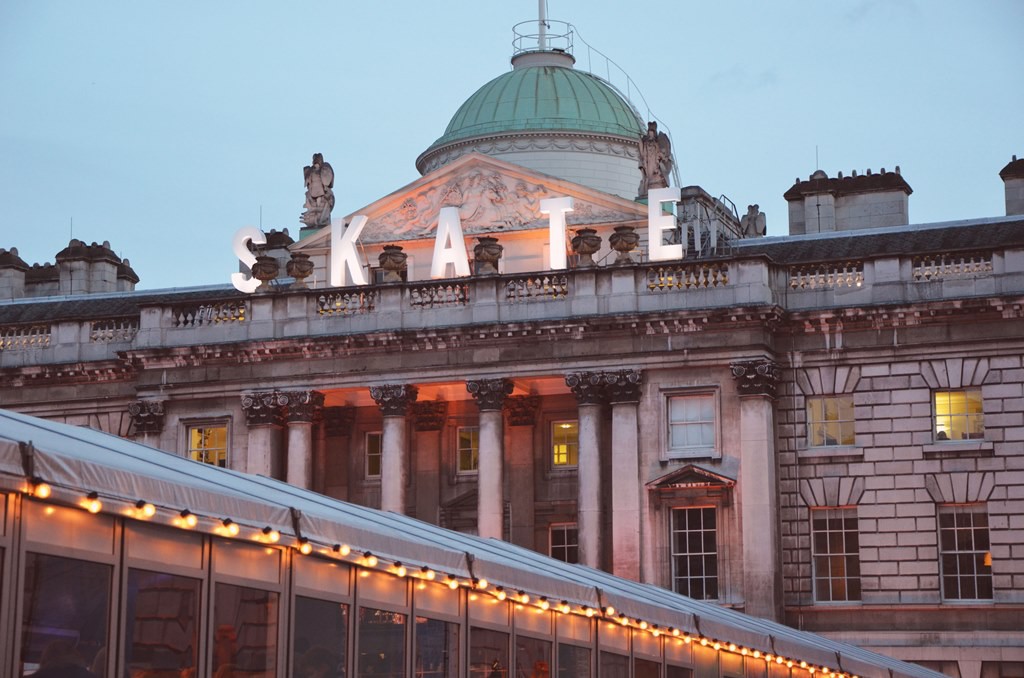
[369,384,419,416]
[506,395,540,426]
[565,372,607,405]
[604,369,643,404]
[322,406,355,437]
[466,378,513,411]
[281,390,325,424]
[240,391,286,427]
[127,399,165,434]
[412,401,448,431]
[730,359,782,398]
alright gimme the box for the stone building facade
[1,27,1023,678]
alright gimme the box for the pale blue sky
[1,1,1021,290]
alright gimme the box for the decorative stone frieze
[730,359,782,398]
[466,378,513,411]
[127,399,165,435]
[412,401,448,431]
[565,372,607,405]
[604,369,643,404]
[506,395,540,426]
[241,391,287,427]
[322,406,355,437]
[280,390,324,424]
[369,384,419,417]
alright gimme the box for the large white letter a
[430,207,471,279]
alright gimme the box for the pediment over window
[646,464,736,492]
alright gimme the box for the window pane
[636,657,661,678]
[671,507,718,600]
[213,583,278,677]
[366,432,382,478]
[668,395,715,454]
[416,617,459,678]
[934,389,984,441]
[125,569,200,676]
[294,596,348,678]
[938,504,993,601]
[600,651,629,678]
[558,644,590,678]
[516,635,551,678]
[458,427,479,472]
[358,607,406,677]
[552,421,579,467]
[807,396,854,447]
[470,627,508,677]
[20,553,111,677]
[190,424,228,467]
[810,508,861,602]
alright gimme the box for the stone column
[565,372,607,569]
[323,406,356,500]
[369,384,418,514]
[731,359,782,620]
[606,369,644,581]
[241,391,286,478]
[412,400,447,523]
[467,378,513,539]
[281,390,324,490]
[506,395,540,548]
[128,399,165,449]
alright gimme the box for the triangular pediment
[646,464,736,491]
[296,152,647,249]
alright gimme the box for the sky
[1,1,1022,291]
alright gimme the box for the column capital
[241,391,286,427]
[605,369,644,404]
[565,372,607,405]
[281,390,325,424]
[412,400,448,431]
[506,395,540,426]
[370,384,419,416]
[128,399,165,435]
[466,378,513,412]
[322,406,355,437]
[730,359,782,399]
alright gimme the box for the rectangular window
[366,431,382,478]
[552,420,579,467]
[811,508,861,602]
[125,569,201,675]
[558,644,591,678]
[934,389,984,441]
[516,635,552,678]
[188,424,227,467]
[806,396,855,447]
[415,617,459,678]
[938,504,993,601]
[667,394,715,456]
[470,627,508,677]
[212,583,279,677]
[457,426,479,473]
[358,607,406,676]
[670,507,718,600]
[294,596,348,676]
[549,523,579,564]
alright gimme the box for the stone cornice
[0,361,135,389]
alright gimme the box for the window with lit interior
[457,426,479,473]
[934,389,984,441]
[552,420,579,467]
[366,431,382,478]
[806,396,855,447]
[670,507,718,600]
[188,424,227,467]
[938,504,992,601]
[811,508,861,602]
[549,523,578,564]
[667,394,716,457]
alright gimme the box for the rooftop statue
[741,204,767,237]
[637,121,673,199]
[301,153,335,227]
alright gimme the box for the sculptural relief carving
[741,204,767,238]
[241,391,287,427]
[466,378,513,411]
[280,390,325,424]
[369,384,419,416]
[731,359,782,398]
[128,400,165,435]
[637,121,673,199]
[301,153,335,228]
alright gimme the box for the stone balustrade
[2,245,1022,365]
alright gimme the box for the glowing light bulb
[671,628,680,637]
[584,607,595,618]
[539,598,550,611]
[393,562,407,577]
[700,638,709,647]
[519,592,530,604]
[85,492,102,514]
[713,642,721,651]
[298,539,313,555]
[475,578,488,590]
[222,518,239,535]
[333,544,351,556]
[34,481,52,499]
[604,606,615,617]
[363,552,377,567]
[752,651,761,659]
[495,588,507,601]
[447,576,459,590]
[558,601,570,614]
[638,620,648,630]
[180,510,197,527]
[728,644,737,652]
[619,615,629,626]
[136,500,156,517]
[262,526,280,542]
[421,566,435,580]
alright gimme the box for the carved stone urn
[609,225,639,264]
[286,252,314,287]
[378,244,408,283]
[251,255,280,285]
[570,228,602,267]
[474,236,503,275]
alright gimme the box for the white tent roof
[0,408,942,678]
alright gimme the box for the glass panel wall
[415,616,459,677]
[557,644,590,678]
[470,627,509,677]
[294,596,348,678]
[213,583,279,677]
[124,568,200,677]
[600,651,630,678]
[516,635,552,677]
[357,607,406,677]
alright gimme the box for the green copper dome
[425,63,645,152]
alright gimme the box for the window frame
[551,419,579,469]
[937,503,993,602]
[809,507,862,604]
[456,425,480,475]
[805,395,856,448]
[184,419,230,468]
[933,389,985,443]
[548,522,579,564]
[669,506,719,601]
[365,431,382,479]
[663,390,720,460]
